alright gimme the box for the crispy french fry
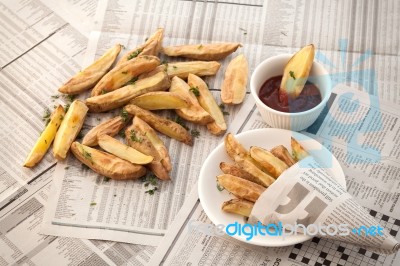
[249,146,288,178]
[117,28,163,65]
[162,42,241,60]
[221,54,248,105]
[279,44,315,105]
[91,55,160,96]
[125,104,192,145]
[86,71,170,112]
[291,137,309,161]
[98,134,153,165]
[71,142,146,180]
[140,61,221,80]
[24,106,65,167]
[53,100,88,160]
[224,133,275,187]
[169,76,214,125]
[125,120,170,180]
[59,44,122,94]
[222,199,254,217]
[187,74,226,135]
[219,162,265,186]
[217,174,265,202]
[82,115,131,146]
[132,116,172,172]
[130,92,189,110]
[270,145,296,166]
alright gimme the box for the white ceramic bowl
[250,54,332,131]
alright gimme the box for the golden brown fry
[222,199,254,217]
[71,142,146,180]
[217,174,265,202]
[279,44,315,104]
[86,71,170,112]
[162,42,241,60]
[132,116,172,172]
[59,44,122,94]
[249,146,288,178]
[140,61,221,79]
[270,145,296,166]
[291,137,309,161]
[91,55,160,96]
[82,115,131,146]
[219,162,265,186]
[98,134,153,165]
[130,92,189,110]
[125,120,170,180]
[224,133,275,187]
[125,104,192,145]
[117,28,164,65]
[53,100,88,160]
[169,76,214,125]
[24,106,65,167]
[221,54,248,105]
[187,74,226,135]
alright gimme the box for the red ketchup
[258,75,321,113]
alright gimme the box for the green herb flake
[191,129,200,138]
[129,130,143,143]
[81,148,93,164]
[101,89,107,95]
[198,44,203,49]
[43,108,51,125]
[51,95,60,99]
[145,187,158,195]
[217,183,225,191]
[219,103,229,115]
[174,116,189,130]
[90,202,97,206]
[118,129,126,138]
[289,71,296,80]
[126,76,138,85]
[64,103,70,112]
[64,94,76,102]
[120,109,129,122]
[65,166,70,170]
[127,49,143,60]
[173,65,177,69]
[103,177,111,182]
[189,86,200,97]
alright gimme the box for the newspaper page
[149,86,400,265]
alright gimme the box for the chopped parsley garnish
[64,103,70,112]
[191,129,200,138]
[81,149,93,163]
[141,173,158,195]
[198,44,203,49]
[118,129,126,138]
[43,108,51,125]
[126,76,138,85]
[90,202,97,206]
[127,49,142,60]
[120,109,129,122]
[189,86,200,97]
[145,187,158,195]
[101,89,107,95]
[217,183,225,191]
[219,103,230,115]
[65,166,69,170]
[51,95,60,99]
[289,71,296,80]
[64,94,76,102]
[172,65,177,69]
[174,116,189,130]
[129,130,143,143]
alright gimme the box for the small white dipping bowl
[250,54,332,131]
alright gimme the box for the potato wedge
[162,42,241,60]
[98,134,153,164]
[86,71,170,112]
[140,61,221,80]
[188,74,226,135]
[291,137,309,161]
[279,44,315,105]
[117,28,163,66]
[125,121,170,180]
[222,199,254,217]
[132,116,172,171]
[270,145,296,166]
[71,142,146,180]
[249,146,288,178]
[130,92,189,110]
[91,55,160,96]
[221,54,248,105]
[125,104,192,145]
[217,174,265,202]
[59,44,122,94]
[24,105,65,167]
[53,100,88,160]
[82,114,131,146]
[169,76,214,125]
[224,133,275,187]
[219,162,265,186]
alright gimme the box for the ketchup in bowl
[258,75,321,113]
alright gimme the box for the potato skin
[163,42,241,60]
[221,54,248,105]
[71,142,146,180]
[217,174,265,202]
